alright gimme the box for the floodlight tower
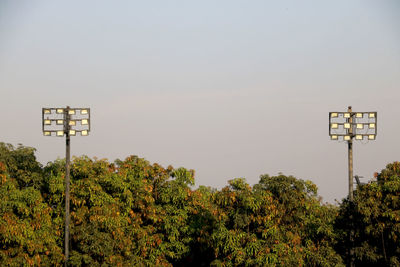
[328,106,377,201]
[42,106,90,266]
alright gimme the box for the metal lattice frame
[329,111,377,141]
[42,107,91,136]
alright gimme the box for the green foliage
[0,143,43,189]
[335,162,400,266]
[44,155,197,266]
[0,143,63,266]
[3,142,400,267]
[205,175,343,267]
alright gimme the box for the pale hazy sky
[0,1,399,203]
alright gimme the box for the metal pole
[65,107,71,267]
[347,106,354,267]
[355,175,361,187]
[347,106,354,202]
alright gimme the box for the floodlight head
[356,123,363,129]
[356,113,363,118]
[344,123,351,129]
[368,135,375,140]
[331,123,338,129]
[344,135,351,141]
[331,112,338,118]
[344,113,351,118]
[369,113,375,118]
[42,106,91,139]
[355,135,363,140]
[369,123,375,129]
[331,135,338,140]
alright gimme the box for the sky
[0,0,399,203]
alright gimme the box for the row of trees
[0,142,399,266]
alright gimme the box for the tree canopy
[335,162,400,266]
[0,142,399,266]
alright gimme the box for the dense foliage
[335,162,400,266]
[0,142,399,266]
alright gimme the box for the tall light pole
[329,106,377,267]
[329,106,377,201]
[42,106,91,266]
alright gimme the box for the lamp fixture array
[42,107,90,137]
[329,111,377,141]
